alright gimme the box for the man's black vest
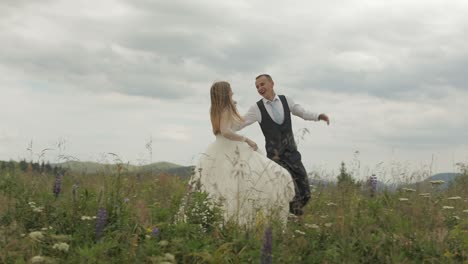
[257,95,300,163]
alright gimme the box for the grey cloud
[277,2,468,99]
[1,32,199,99]
[0,0,288,99]
[287,29,468,100]
[1,0,467,173]
[0,0,54,15]
[308,55,468,100]
[1,0,467,101]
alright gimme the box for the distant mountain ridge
[422,172,461,189]
[307,172,461,192]
[1,159,460,185]
[54,162,462,184]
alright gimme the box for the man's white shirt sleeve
[286,96,319,121]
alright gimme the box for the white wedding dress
[191,116,295,226]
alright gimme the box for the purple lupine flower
[369,174,378,197]
[53,174,63,198]
[151,227,159,238]
[261,226,273,264]
[95,207,108,239]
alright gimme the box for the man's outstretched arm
[287,96,330,125]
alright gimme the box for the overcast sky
[1,0,467,180]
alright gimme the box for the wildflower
[31,256,46,263]
[368,174,378,196]
[53,173,63,198]
[33,206,44,213]
[158,240,169,246]
[324,223,333,228]
[399,198,409,201]
[164,253,176,262]
[261,226,272,264]
[294,229,306,235]
[29,231,44,241]
[52,242,70,252]
[447,196,462,200]
[442,206,454,210]
[305,223,320,229]
[402,188,416,192]
[95,207,108,239]
[151,227,160,238]
[430,180,445,185]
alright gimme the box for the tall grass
[0,162,467,263]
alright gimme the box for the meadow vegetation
[0,160,467,263]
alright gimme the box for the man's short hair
[255,74,273,82]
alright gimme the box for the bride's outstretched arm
[220,111,258,150]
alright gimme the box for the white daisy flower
[31,256,45,263]
[305,223,320,229]
[29,231,44,241]
[164,253,176,262]
[52,242,70,252]
[294,230,306,235]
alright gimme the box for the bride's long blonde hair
[210,81,243,135]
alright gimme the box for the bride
[190,81,295,226]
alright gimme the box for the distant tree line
[0,160,65,175]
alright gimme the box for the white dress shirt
[241,95,320,129]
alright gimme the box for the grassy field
[0,163,467,263]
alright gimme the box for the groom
[241,74,330,216]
